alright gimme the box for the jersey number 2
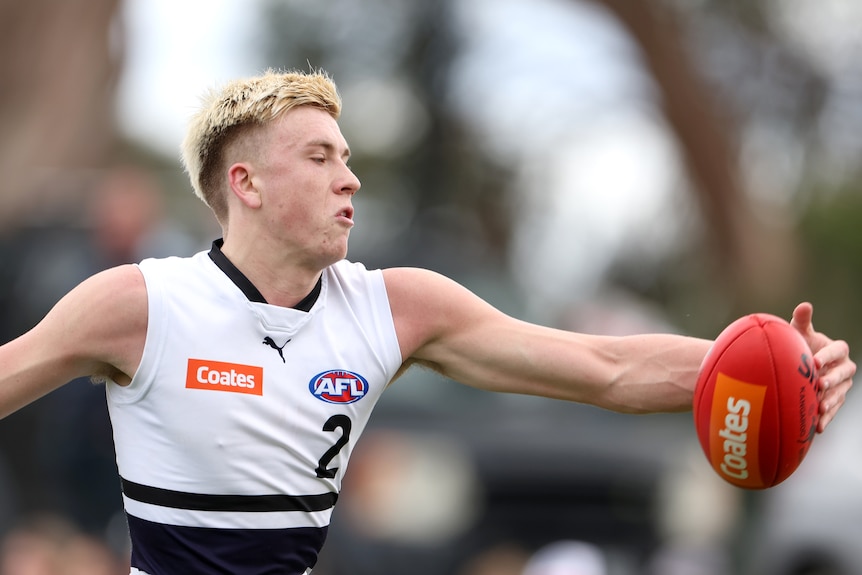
[315,415,352,479]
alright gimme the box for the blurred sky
[116,0,262,155]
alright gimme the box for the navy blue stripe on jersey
[127,513,326,575]
[121,478,338,513]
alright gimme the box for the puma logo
[262,336,290,363]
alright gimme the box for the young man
[0,70,854,574]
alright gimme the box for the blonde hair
[180,68,342,223]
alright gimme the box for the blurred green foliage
[798,185,862,350]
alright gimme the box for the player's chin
[321,237,350,263]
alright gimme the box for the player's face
[256,106,360,266]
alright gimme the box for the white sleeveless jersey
[106,242,403,574]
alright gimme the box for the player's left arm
[790,302,856,432]
[384,267,713,414]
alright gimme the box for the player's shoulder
[136,250,223,298]
[83,264,146,298]
[380,266,505,365]
[382,266,470,301]
[66,265,148,327]
[138,250,206,274]
[330,258,370,274]
[327,258,387,292]
[382,266,497,325]
[31,264,148,374]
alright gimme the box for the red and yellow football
[693,313,820,489]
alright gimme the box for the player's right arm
[0,264,147,419]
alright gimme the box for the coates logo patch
[309,370,369,404]
[186,359,263,396]
[709,373,766,488]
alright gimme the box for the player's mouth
[336,207,354,226]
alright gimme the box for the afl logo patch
[309,370,369,404]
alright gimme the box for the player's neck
[219,237,324,308]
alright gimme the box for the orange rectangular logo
[185,359,263,396]
[708,373,766,488]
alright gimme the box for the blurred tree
[684,0,862,347]
[798,185,862,349]
[579,0,862,348]
[584,0,802,326]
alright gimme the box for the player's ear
[227,162,262,209]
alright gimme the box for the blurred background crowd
[1,0,862,574]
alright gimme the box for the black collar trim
[207,239,321,311]
[294,275,322,313]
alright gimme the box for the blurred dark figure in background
[0,165,200,543]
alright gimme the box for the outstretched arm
[385,268,855,428]
[0,265,147,419]
[384,267,712,414]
